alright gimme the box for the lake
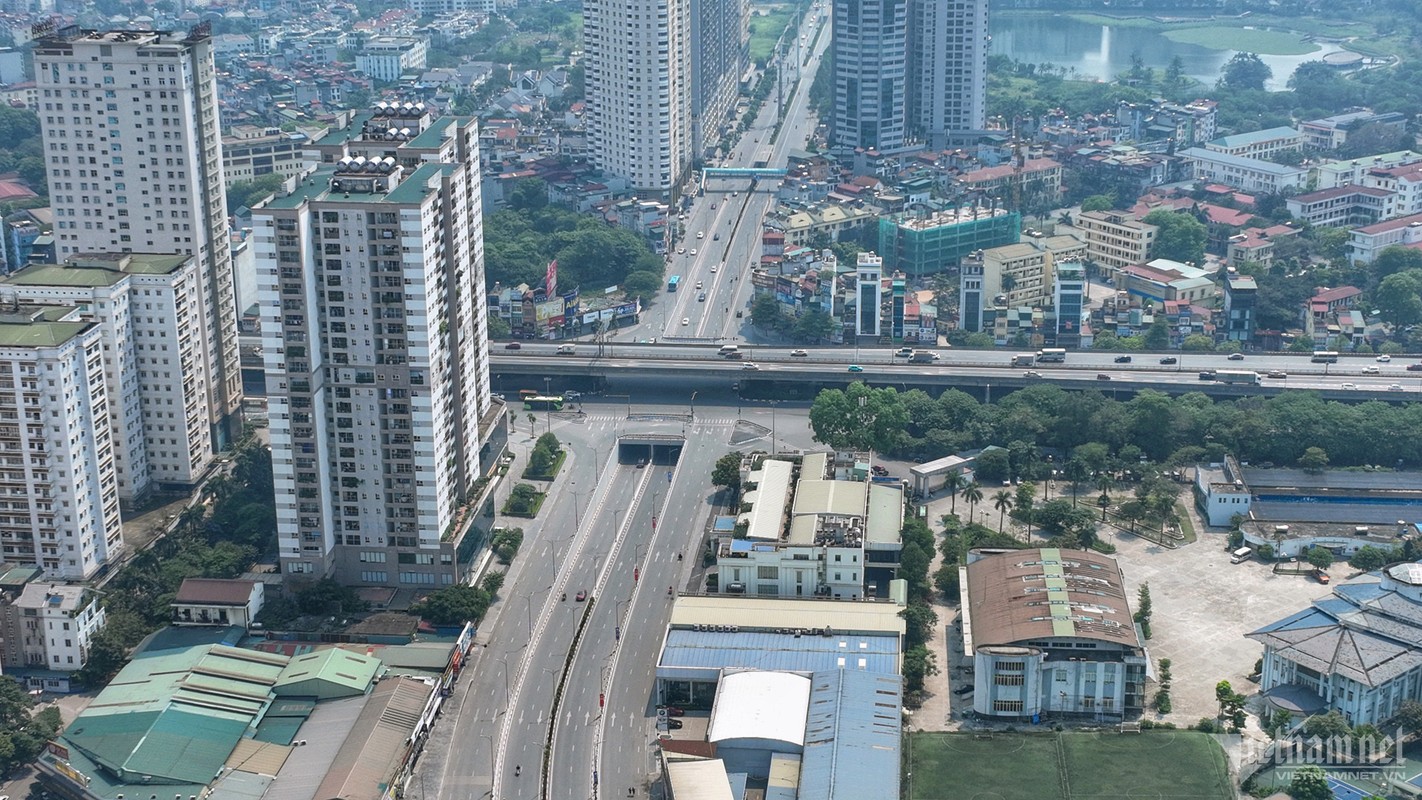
[988,13,1346,91]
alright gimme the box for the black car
[666,718,684,730]
[1113,355,1132,363]
[1159,356,1178,365]
[953,684,975,696]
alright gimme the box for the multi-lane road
[627,6,829,344]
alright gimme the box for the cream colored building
[1075,211,1157,275]
[960,233,1085,331]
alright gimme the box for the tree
[973,448,1011,483]
[413,584,492,625]
[992,490,1014,535]
[1373,271,1422,327]
[1349,545,1391,572]
[792,310,838,343]
[1305,546,1335,571]
[225,174,286,214]
[962,481,984,522]
[1080,194,1114,212]
[1287,765,1332,800]
[1181,334,1215,351]
[1371,246,1422,280]
[623,270,663,297]
[1143,210,1207,265]
[506,178,549,212]
[1163,56,1188,96]
[944,469,967,514]
[711,452,742,491]
[1298,447,1329,474]
[1143,317,1170,351]
[1134,583,1153,638]
[1393,699,1422,735]
[901,644,938,693]
[807,382,910,454]
[1220,52,1272,91]
[750,294,785,330]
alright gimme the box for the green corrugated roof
[314,111,374,146]
[382,162,454,204]
[274,648,380,699]
[406,115,457,149]
[0,315,90,348]
[5,254,191,288]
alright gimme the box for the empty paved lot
[1104,524,1333,727]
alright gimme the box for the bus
[1215,370,1261,385]
[1035,348,1067,363]
[1311,351,1339,363]
[668,275,681,292]
[523,395,565,411]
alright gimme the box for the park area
[906,731,1233,800]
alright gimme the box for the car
[698,292,707,302]
[1389,384,1405,392]
[953,684,975,696]
[695,281,703,289]
[713,233,720,241]
[847,365,864,372]
[894,347,915,358]
[666,718,684,730]
[1409,364,1422,372]
[711,203,717,209]
[681,317,690,326]
[1227,352,1245,361]
[1363,365,1380,374]
[731,192,738,198]
[1316,572,1331,584]
[696,231,704,239]
[1341,382,1358,390]
[677,246,685,254]
[1024,370,1041,378]
[742,362,760,371]
[1113,355,1132,363]
[735,310,743,318]
[661,706,686,717]
[1267,370,1288,379]
[790,349,808,357]
[871,464,889,476]
[637,459,647,468]
[504,341,522,350]
[565,390,582,399]
[1377,354,1392,362]
[690,248,697,256]
[710,264,719,273]
[1096,373,1111,381]
[1159,356,1178,365]
[575,590,588,601]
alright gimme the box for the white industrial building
[1250,561,1422,726]
[961,548,1148,720]
[585,0,692,197]
[2,254,214,498]
[253,104,493,588]
[718,452,903,600]
[0,308,123,580]
[0,582,107,673]
[34,28,243,450]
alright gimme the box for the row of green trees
[78,433,279,684]
[897,516,939,706]
[0,677,63,778]
[810,381,1422,475]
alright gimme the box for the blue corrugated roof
[659,630,900,675]
[1250,606,1334,635]
[801,669,902,800]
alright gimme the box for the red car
[1408,363,1422,372]
[504,342,522,350]
[661,706,685,717]
[575,590,588,602]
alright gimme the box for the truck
[1036,348,1067,363]
[1011,353,1036,367]
[910,351,937,363]
[1215,369,1261,385]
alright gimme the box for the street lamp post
[690,391,698,421]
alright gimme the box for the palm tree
[1063,459,1088,507]
[177,504,207,538]
[992,490,1015,536]
[944,470,966,514]
[963,481,984,525]
[1095,472,1115,522]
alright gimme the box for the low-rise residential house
[1226,224,1299,269]
[0,583,106,680]
[1203,126,1304,159]
[1285,185,1392,227]
[959,233,1085,333]
[1119,258,1216,306]
[1347,212,1422,264]
[171,578,266,629]
[1297,110,1408,151]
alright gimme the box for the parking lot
[1104,521,1335,727]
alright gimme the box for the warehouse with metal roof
[961,547,1149,720]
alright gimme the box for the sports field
[907,731,1234,800]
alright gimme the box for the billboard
[534,299,564,323]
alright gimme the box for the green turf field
[907,731,1234,800]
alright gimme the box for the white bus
[1311,351,1339,363]
[1035,348,1067,363]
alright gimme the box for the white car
[1363,365,1380,374]
[696,231,704,239]
[1341,383,1358,390]
[677,246,685,254]
[710,264,719,273]
[681,317,690,326]
[790,349,808,357]
[742,362,761,371]
[690,248,697,256]
[1388,383,1404,391]
[1377,354,1392,362]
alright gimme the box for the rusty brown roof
[174,577,258,606]
[965,548,1141,649]
[311,676,427,800]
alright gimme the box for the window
[994,674,1025,686]
[993,700,1023,713]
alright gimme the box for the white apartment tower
[253,106,492,587]
[33,28,242,452]
[910,0,988,149]
[1,253,214,499]
[831,0,908,152]
[690,0,749,158]
[585,0,693,198]
[0,306,123,580]
[0,582,107,672]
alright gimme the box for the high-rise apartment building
[33,28,242,452]
[2,253,213,499]
[690,0,749,158]
[832,0,988,152]
[253,106,492,587]
[909,0,988,149]
[0,305,123,580]
[831,0,908,152]
[585,0,693,197]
